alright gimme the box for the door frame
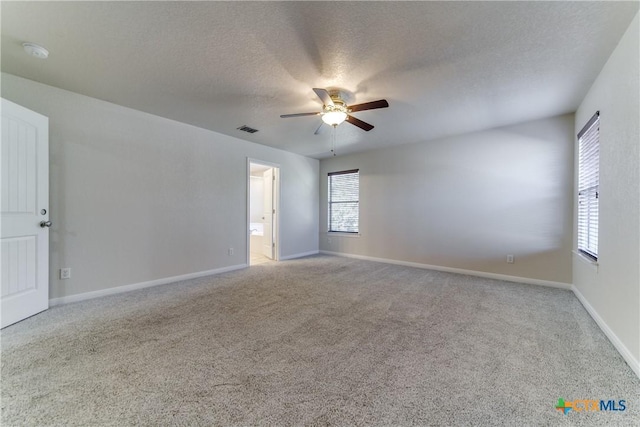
[246,158,280,264]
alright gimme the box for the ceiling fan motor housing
[327,89,354,106]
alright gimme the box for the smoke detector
[23,43,49,59]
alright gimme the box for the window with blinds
[577,111,600,260]
[328,169,359,233]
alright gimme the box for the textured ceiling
[2,1,638,159]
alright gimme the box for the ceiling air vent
[237,125,259,134]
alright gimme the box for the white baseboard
[320,250,572,289]
[280,250,319,260]
[49,264,248,306]
[572,285,640,379]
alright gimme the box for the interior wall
[319,114,575,284]
[573,13,639,367]
[1,73,319,300]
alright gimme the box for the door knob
[40,220,52,228]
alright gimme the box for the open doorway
[248,160,280,266]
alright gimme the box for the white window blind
[328,169,359,233]
[577,111,599,260]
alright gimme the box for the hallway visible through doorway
[248,160,279,266]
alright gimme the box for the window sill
[573,250,599,272]
[326,232,361,238]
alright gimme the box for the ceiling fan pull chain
[331,125,337,156]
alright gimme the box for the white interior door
[262,168,274,259]
[1,98,49,328]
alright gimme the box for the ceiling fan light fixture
[322,110,348,126]
[321,103,348,126]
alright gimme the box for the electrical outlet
[228,248,234,256]
[506,254,514,264]
[60,268,71,279]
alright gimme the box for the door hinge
[272,243,275,248]
[272,209,275,214]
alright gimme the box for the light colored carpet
[1,255,638,426]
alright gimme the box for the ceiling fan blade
[280,112,321,118]
[346,115,374,131]
[314,122,325,135]
[348,99,389,113]
[313,88,334,106]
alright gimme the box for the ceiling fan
[280,88,389,133]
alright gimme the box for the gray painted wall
[1,73,319,299]
[320,114,575,284]
[573,13,639,366]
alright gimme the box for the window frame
[328,169,360,234]
[577,111,600,261]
